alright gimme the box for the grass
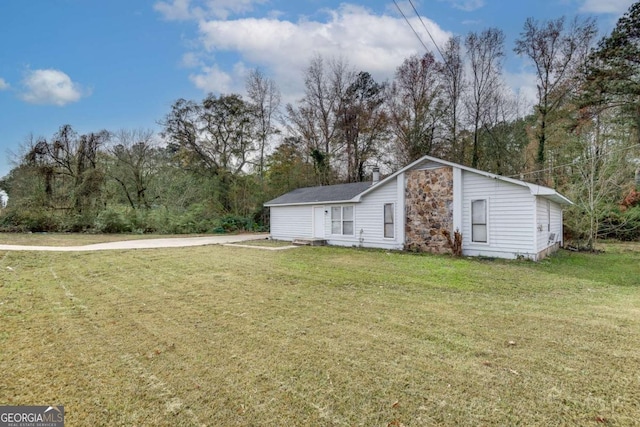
[0,241,639,426]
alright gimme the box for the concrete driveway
[0,233,269,252]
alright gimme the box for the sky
[0,0,635,179]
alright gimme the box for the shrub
[215,214,266,233]
[94,208,132,234]
[0,207,61,232]
[599,206,640,241]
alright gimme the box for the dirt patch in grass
[0,244,639,425]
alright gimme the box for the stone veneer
[404,167,454,254]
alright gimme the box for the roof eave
[264,198,360,207]
[524,183,573,205]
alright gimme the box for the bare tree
[246,68,281,178]
[387,52,444,166]
[566,108,635,250]
[440,36,467,163]
[514,16,597,182]
[465,28,506,168]
[285,55,353,184]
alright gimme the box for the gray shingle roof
[264,182,373,206]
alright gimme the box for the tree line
[2,3,640,247]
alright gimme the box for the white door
[313,206,325,238]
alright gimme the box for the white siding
[535,197,563,253]
[326,178,404,250]
[552,203,563,246]
[461,171,536,259]
[269,205,313,240]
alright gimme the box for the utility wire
[507,142,640,179]
[394,0,455,75]
[407,0,448,64]
[393,0,431,53]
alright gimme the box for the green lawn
[0,241,638,426]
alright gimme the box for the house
[264,155,572,260]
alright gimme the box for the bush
[214,214,268,233]
[169,203,216,234]
[599,206,640,241]
[0,201,269,235]
[94,208,132,233]
[216,215,250,233]
[60,213,95,232]
[0,207,61,232]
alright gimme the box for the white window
[384,203,394,238]
[331,206,354,235]
[471,199,487,243]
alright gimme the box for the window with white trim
[331,206,354,235]
[471,199,487,243]
[384,203,394,238]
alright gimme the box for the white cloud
[154,0,266,21]
[579,0,634,14]
[193,4,452,96]
[445,0,485,12]
[20,69,86,106]
[181,52,204,68]
[189,64,235,93]
[154,0,193,20]
[504,69,538,114]
[0,78,9,90]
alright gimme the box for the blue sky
[0,0,634,178]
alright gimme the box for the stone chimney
[372,167,380,184]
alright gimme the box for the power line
[508,142,640,179]
[407,0,447,64]
[394,0,455,75]
[392,0,430,53]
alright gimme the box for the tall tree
[246,68,281,178]
[565,108,635,249]
[563,2,640,247]
[477,105,530,176]
[265,137,316,197]
[388,52,444,165]
[25,124,109,215]
[285,55,352,184]
[589,1,640,143]
[465,28,506,168]
[162,94,256,174]
[514,16,597,182]
[338,71,389,182]
[161,94,256,212]
[108,129,158,210]
[440,36,467,163]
